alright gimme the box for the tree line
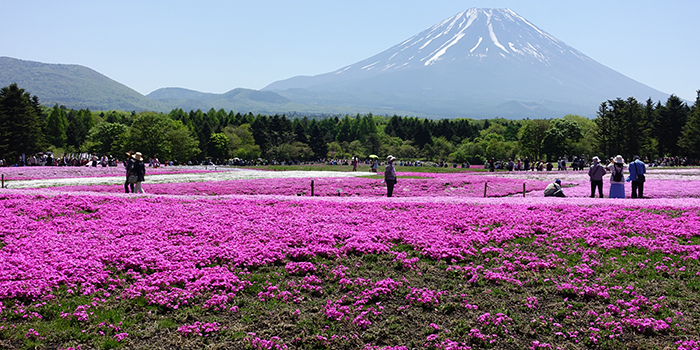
[1,83,699,165]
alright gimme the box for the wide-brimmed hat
[386,155,396,162]
[133,152,143,161]
[614,155,624,164]
[592,156,600,163]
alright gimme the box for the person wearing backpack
[627,155,646,198]
[608,155,626,198]
[588,156,607,198]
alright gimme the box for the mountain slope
[0,56,163,111]
[264,8,669,118]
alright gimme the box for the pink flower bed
[0,165,218,180]
[45,172,550,198]
[2,168,700,348]
[526,178,700,199]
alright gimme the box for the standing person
[627,155,646,198]
[371,157,379,173]
[352,157,358,172]
[544,179,566,197]
[588,156,607,198]
[124,151,135,193]
[132,152,146,194]
[608,155,626,198]
[384,155,397,197]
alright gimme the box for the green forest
[2,83,700,166]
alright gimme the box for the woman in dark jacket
[124,151,135,193]
[132,152,146,193]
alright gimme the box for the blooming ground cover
[44,172,551,198]
[0,167,700,349]
[0,165,219,181]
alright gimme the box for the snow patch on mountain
[470,37,483,53]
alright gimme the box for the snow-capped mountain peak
[262,8,668,119]
[334,8,581,75]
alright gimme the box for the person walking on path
[384,155,397,197]
[627,155,646,198]
[124,151,135,193]
[588,156,607,198]
[544,179,566,197]
[608,155,626,198]
[132,152,146,194]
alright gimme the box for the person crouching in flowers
[384,155,397,197]
[132,152,146,194]
[544,179,565,197]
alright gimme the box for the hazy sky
[2,0,698,101]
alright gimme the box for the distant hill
[146,87,299,113]
[0,56,163,111]
[263,8,671,119]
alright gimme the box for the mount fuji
[263,8,668,119]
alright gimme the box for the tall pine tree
[0,83,46,162]
[45,104,68,148]
[679,90,700,157]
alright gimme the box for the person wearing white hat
[588,156,607,198]
[384,155,397,197]
[608,155,625,198]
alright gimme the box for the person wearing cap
[384,155,397,197]
[608,155,626,198]
[588,156,607,198]
[124,151,135,193]
[132,152,146,194]
[627,155,646,198]
[544,179,565,197]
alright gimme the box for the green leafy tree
[517,119,550,160]
[223,124,260,160]
[563,114,595,157]
[542,118,582,160]
[86,122,129,156]
[165,120,200,162]
[45,104,68,148]
[128,112,199,161]
[0,83,46,161]
[208,132,229,161]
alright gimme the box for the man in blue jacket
[627,155,646,198]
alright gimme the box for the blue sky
[2,0,698,101]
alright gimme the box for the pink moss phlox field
[0,165,219,180]
[2,165,700,348]
[46,172,550,198]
